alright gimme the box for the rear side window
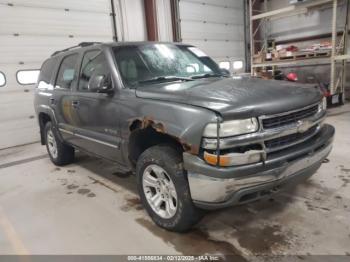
[55,54,79,89]
[37,59,56,89]
[0,72,5,87]
[78,50,110,92]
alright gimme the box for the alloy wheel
[142,164,178,219]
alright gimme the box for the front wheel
[45,122,75,166]
[136,144,203,232]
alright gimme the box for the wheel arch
[128,120,186,167]
[38,112,52,145]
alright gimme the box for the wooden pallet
[274,50,331,61]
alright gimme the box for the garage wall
[0,0,147,149]
[178,0,246,71]
[116,0,147,41]
[156,0,173,41]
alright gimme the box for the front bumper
[184,124,334,210]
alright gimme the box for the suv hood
[135,77,322,119]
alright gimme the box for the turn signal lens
[204,152,231,166]
[204,150,264,167]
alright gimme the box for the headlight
[203,118,259,138]
[318,97,327,113]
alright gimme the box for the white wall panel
[116,0,147,41]
[186,0,243,9]
[180,1,243,24]
[0,36,112,66]
[0,7,112,38]
[178,0,245,69]
[181,21,244,41]
[188,40,245,60]
[0,2,114,87]
[0,0,113,12]
[156,0,173,41]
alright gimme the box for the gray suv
[34,42,334,232]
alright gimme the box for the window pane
[79,50,110,92]
[17,70,40,85]
[233,60,243,70]
[113,44,220,88]
[0,72,5,87]
[38,58,56,89]
[55,54,79,89]
[219,61,230,70]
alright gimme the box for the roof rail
[51,42,102,57]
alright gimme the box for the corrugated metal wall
[178,0,246,71]
[0,0,147,149]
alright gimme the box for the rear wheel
[136,144,203,232]
[45,122,74,166]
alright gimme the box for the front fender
[119,94,218,155]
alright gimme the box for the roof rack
[51,42,102,57]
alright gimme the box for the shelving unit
[249,0,349,104]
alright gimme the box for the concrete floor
[0,104,350,259]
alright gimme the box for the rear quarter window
[55,54,79,90]
[37,58,57,89]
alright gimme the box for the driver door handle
[49,98,56,106]
[72,100,80,109]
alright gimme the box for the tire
[44,122,75,166]
[136,144,203,232]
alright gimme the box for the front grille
[265,125,318,151]
[262,105,319,129]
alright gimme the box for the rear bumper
[183,124,334,210]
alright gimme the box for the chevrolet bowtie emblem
[297,120,312,133]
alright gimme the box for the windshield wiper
[190,73,223,80]
[138,76,193,84]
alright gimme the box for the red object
[286,45,298,52]
[324,90,331,97]
[286,72,298,82]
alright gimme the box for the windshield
[112,44,223,88]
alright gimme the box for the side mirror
[88,74,113,94]
[220,69,231,77]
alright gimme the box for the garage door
[0,0,115,149]
[179,0,246,72]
